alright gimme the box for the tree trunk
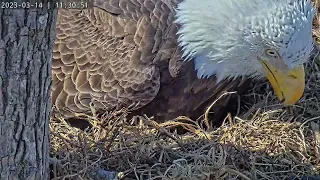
[0,4,57,180]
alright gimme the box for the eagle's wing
[52,0,181,116]
[52,0,250,122]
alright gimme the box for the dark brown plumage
[52,0,251,122]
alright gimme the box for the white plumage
[175,0,315,81]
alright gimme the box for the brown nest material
[49,108,320,180]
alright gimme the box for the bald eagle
[52,0,315,122]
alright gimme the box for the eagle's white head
[175,0,316,105]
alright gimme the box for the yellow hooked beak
[260,61,305,105]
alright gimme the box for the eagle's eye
[265,49,278,58]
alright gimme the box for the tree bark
[0,4,57,180]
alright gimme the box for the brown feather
[51,0,252,123]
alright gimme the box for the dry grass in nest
[49,107,320,179]
[49,3,320,180]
